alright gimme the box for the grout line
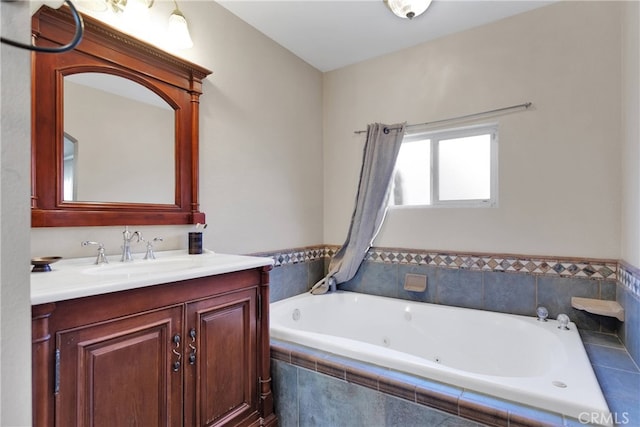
[592,363,640,375]
[586,341,625,350]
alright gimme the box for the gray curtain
[311,122,406,295]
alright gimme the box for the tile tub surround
[617,262,640,367]
[257,245,639,362]
[264,246,640,425]
[252,246,329,302]
[580,331,640,427]
[271,339,625,427]
[258,246,619,330]
[342,260,617,333]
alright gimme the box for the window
[390,124,498,207]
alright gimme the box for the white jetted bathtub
[270,291,611,424]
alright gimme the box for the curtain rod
[353,102,533,135]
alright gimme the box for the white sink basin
[83,257,200,276]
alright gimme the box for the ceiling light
[384,0,433,20]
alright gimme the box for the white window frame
[391,123,499,208]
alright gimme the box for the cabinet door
[185,288,258,427]
[55,306,184,427]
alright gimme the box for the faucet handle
[144,237,163,260]
[557,313,570,330]
[81,241,109,265]
[536,306,549,321]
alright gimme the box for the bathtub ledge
[271,339,578,427]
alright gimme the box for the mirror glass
[63,73,175,204]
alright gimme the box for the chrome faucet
[82,241,109,265]
[121,226,141,262]
[144,237,163,260]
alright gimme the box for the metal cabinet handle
[171,334,181,372]
[188,328,197,365]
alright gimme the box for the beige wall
[621,0,640,269]
[1,1,33,424]
[323,1,623,259]
[31,1,324,258]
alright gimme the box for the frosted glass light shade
[77,0,109,12]
[123,0,150,22]
[384,0,432,19]
[168,9,193,49]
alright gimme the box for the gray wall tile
[436,269,484,310]
[484,272,536,316]
[275,365,481,427]
[297,368,386,426]
[307,259,325,288]
[270,263,310,302]
[271,360,299,426]
[340,261,399,298]
[382,393,480,427]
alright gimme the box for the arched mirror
[31,6,212,227]
[63,72,175,204]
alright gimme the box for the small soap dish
[571,297,624,322]
[31,256,62,273]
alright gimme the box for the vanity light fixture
[83,0,193,49]
[104,0,126,13]
[81,0,127,13]
[384,0,433,20]
[122,0,153,22]
[167,0,193,49]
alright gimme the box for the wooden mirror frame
[31,6,212,227]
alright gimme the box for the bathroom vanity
[31,252,277,427]
[28,5,276,425]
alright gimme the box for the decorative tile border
[252,246,327,267]
[255,245,619,281]
[619,261,640,299]
[365,247,618,281]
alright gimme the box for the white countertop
[31,249,274,305]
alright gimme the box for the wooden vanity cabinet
[32,266,276,427]
[55,305,184,426]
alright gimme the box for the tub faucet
[121,226,141,262]
[310,275,338,295]
[327,276,337,293]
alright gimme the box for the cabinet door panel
[186,289,258,427]
[56,307,183,427]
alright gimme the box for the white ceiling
[216,0,556,72]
